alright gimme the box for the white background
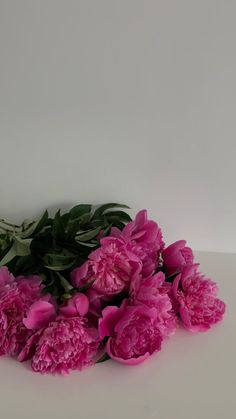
[0,0,235,253]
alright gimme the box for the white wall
[0,0,235,253]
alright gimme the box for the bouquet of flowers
[0,204,225,374]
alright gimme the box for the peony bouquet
[0,204,225,374]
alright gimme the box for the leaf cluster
[0,203,131,300]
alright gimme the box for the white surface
[0,1,236,253]
[0,251,235,419]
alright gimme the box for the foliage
[0,204,131,300]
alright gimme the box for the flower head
[163,240,194,276]
[112,210,164,276]
[60,293,89,318]
[99,303,162,365]
[173,265,225,332]
[0,287,32,356]
[0,270,43,356]
[71,237,141,296]
[130,271,177,337]
[0,266,15,291]
[23,299,57,330]
[27,317,100,375]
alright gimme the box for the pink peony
[23,299,57,330]
[24,317,100,375]
[60,293,89,318]
[16,275,43,303]
[0,266,15,291]
[71,210,163,294]
[86,288,110,317]
[130,271,177,337]
[111,210,164,276]
[99,303,162,365]
[0,287,33,356]
[162,240,194,276]
[71,237,141,296]
[18,329,43,362]
[0,270,43,356]
[173,265,226,332]
[158,280,179,314]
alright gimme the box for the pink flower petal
[99,305,125,339]
[60,293,89,318]
[0,266,15,288]
[106,339,150,365]
[23,300,56,330]
[70,262,89,287]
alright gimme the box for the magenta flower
[0,270,43,356]
[71,210,163,295]
[23,299,57,330]
[0,266,14,291]
[0,287,32,356]
[162,240,194,276]
[99,303,162,365]
[71,237,141,296]
[16,275,43,303]
[130,271,177,337]
[23,317,100,375]
[18,329,43,362]
[60,293,89,318]
[86,288,110,317]
[173,265,226,332]
[0,288,33,357]
[111,210,164,276]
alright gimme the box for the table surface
[0,251,235,419]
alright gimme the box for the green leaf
[105,210,132,222]
[44,261,75,271]
[55,272,74,293]
[21,210,49,238]
[77,278,95,292]
[21,219,35,231]
[0,237,32,266]
[0,234,11,252]
[60,213,70,226]
[45,251,75,260]
[11,255,42,276]
[52,210,65,239]
[74,240,98,248]
[31,210,49,236]
[44,262,74,272]
[96,353,110,364]
[67,217,84,237]
[30,230,53,255]
[67,213,92,238]
[14,237,32,256]
[62,293,72,300]
[79,213,91,226]
[101,224,112,237]
[93,203,130,219]
[75,227,101,242]
[43,250,75,271]
[104,216,125,229]
[0,243,16,265]
[52,282,61,299]
[0,221,21,234]
[69,204,92,219]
